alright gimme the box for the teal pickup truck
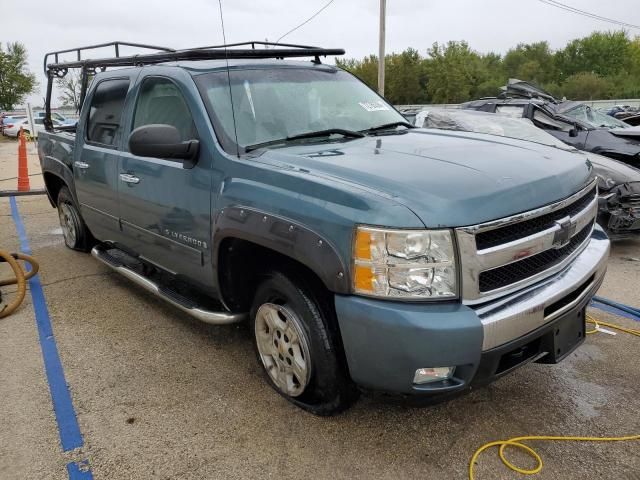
[38,42,609,415]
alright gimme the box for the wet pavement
[1,195,639,479]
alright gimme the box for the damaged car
[604,105,640,126]
[462,79,640,169]
[415,108,640,239]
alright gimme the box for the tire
[250,269,358,415]
[57,186,93,252]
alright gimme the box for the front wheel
[250,269,358,415]
[57,186,93,251]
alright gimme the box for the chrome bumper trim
[475,226,610,351]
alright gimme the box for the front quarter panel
[211,158,425,293]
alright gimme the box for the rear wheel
[250,269,358,415]
[57,186,93,252]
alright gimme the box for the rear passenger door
[117,74,212,283]
[75,76,133,241]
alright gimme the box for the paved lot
[0,137,44,192]
[1,194,639,480]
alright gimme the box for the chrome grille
[475,186,596,249]
[478,222,593,292]
[456,180,598,304]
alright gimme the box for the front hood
[256,129,593,227]
[610,126,640,137]
[584,151,640,189]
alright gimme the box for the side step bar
[91,246,246,325]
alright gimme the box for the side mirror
[129,124,199,168]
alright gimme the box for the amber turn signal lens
[354,264,374,292]
[354,230,372,260]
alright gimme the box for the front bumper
[334,225,610,396]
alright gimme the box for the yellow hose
[469,312,640,479]
[0,250,39,318]
[586,314,640,337]
[469,434,640,479]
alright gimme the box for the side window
[86,79,130,147]
[132,77,198,143]
[532,109,573,132]
[35,118,44,125]
[496,105,525,118]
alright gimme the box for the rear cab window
[86,78,130,147]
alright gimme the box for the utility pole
[378,0,386,96]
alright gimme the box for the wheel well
[218,238,335,314]
[43,172,66,207]
[218,237,352,380]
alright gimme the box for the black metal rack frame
[43,40,345,130]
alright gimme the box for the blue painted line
[590,300,640,322]
[67,461,93,479]
[9,197,93,479]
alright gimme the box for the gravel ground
[1,195,639,480]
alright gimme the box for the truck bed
[38,130,76,171]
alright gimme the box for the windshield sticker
[359,101,390,112]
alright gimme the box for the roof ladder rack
[42,40,345,131]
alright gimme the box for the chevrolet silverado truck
[38,42,609,415]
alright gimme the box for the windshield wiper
[244,128,364,152]
[362,121,414,134]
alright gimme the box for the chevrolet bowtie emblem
[552,216,576,248]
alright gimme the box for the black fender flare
[213,206,350,294]
[41,155,78,207]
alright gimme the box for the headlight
[353,226,457,299]
[596,174,616,190]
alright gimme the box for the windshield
[562,104,629,129]
[418,109,575,151]
[194,67,406,153]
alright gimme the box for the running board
[91,245,246,325]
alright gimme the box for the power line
[539,0,640,29]
[275,0,336,44]
[537,0,640,30]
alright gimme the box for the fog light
[413,367,455,385]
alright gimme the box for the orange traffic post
[17,127,30,192]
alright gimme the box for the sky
[2,0,640,107]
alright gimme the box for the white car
[2,117,62,138]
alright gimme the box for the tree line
[3,31,640,111]
[0,42,37,111]
[337,31,640,105]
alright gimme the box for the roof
[89,58,341,81]
[174,58,341,73]
[463,97,547,107]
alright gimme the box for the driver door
[117,74,212,283]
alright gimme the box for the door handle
[74,161,90,169]
[119,173,140,184]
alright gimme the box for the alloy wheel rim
[59,203,77,246]
[255,303,311,397]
